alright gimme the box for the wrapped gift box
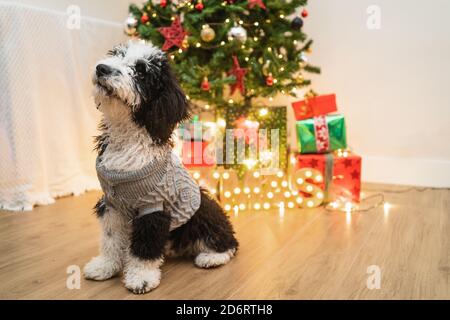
[292,94,337,121]
[295,151,361,202]
[296,114,347,154]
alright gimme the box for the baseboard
[362,155,450,188]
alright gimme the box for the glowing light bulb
[296,197,303,204]
[276,171,284,178]
[224,191,231,198]
[254,203,261,210]
[222,172,230,179]
[213,172,220,179]
[253,171,260,178]
[263,202,270,209]
[253,187,261,194]
[224,204,231,211]
[267,192,274,199]
[271,181,278,188]
[307,200,314,207]
[317,192,324,199]
[345,202,353,212]
[196,42,201,48]
[220,41,226,46]
[306,185,313,192]
[210,188,217,194]
[234,187,241,194]
[228,99,234,104]
[259,108,269,116]
[193,172,200,180]
[287,202,295,208]
[243,187,251,194]
[296,178,304,185]
[284,191,291,198]
[305,170,312,178]
[217,118,226,128]
[254,22,259,26]
[239,203,246,210]
[315,175,323,182]
[281,180,288,188]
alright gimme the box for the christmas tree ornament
[266,73,274,86]
[291,16,304,30]
[228,55,247,95]
[195,1,204,11]
[124,15,138,35]
[200,24,215,42]
[158,16,189,51]
[159,0,168,8]
[262,60,270,76]
[228,25,247,43]
[248,0,267,10]
[301,9,309,18]
[140,13,149,24]
[181,36,189,49]
[201,76,210,91]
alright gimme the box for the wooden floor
[0,184,449,300]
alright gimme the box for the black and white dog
[84,42,238,294]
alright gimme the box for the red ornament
[201,77,210,91]
[140,14,149,24]
[301,9,308,18]
[248,0,266,10]
[195,1,204,11]
[266,73,274,86]
[160,0,167,8]
[228,56,247,95]
[158,16,189,51]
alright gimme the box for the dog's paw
[123,267,161,294]
[194,249,235,269]
[83,256,120,281]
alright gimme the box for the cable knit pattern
[96,152,200,231]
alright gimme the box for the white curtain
[0,2,125,211]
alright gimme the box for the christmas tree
[126,0,320,179]
[126,0,319,112]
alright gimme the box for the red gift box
[182,141,215,168]
[292,94,337,121]
[295,151,361,202]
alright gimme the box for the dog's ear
[133,57,190,145]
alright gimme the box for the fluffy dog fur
[84,42,238,294]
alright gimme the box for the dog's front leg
[84,200,129,281]
[123,211,170,294]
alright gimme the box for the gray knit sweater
[96,152,201,231]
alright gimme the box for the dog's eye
[135,60,147,74]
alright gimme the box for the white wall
[4,0,129,22]
[303,0,450,187]
[5,0,450,187]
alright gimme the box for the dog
[83,42,238,294]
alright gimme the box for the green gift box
[296,114,347,154]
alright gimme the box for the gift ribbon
[313,115,330,153]
[324,153,334,202]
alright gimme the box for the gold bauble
[200,25,215,42]
[181,36,189,49]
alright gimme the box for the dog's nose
[96,64,113,77]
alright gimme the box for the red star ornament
[228,56,247,95]
[248,0,266,10]
[158,16,189,51]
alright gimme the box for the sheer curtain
[0,2,125,210]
